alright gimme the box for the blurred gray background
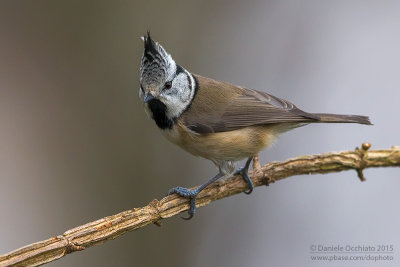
[0,1,399,266]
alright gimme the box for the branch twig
[1,143,399,267]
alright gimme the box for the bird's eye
[164,81,172,90]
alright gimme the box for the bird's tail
[312,113,372,125]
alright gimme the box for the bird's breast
[161,121,279,162]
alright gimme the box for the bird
[139,32,371,219]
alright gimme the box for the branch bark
[1,143,399,267]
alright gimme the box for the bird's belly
[162,124,278,162]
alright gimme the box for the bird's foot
[235,166,254,194]
[168,187,200,220]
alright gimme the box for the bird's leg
[234,156,254,194]
[168,172,223,220]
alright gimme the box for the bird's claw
[168,186,199,197]
[168,187,199,220]
[235,166,254,194]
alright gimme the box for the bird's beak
[143,93,155,103]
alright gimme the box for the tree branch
[1,143,399,267]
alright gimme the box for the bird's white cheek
[166,98,187,118]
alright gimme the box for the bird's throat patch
[147,99,176,129]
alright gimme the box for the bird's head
[139,32,196,125]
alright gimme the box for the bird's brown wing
[181,74,319,134]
